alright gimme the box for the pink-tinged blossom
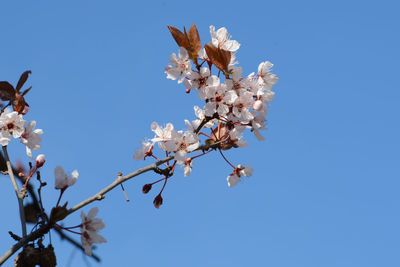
[151,122,180,152]
[134,141,153,160]
[174,120,200,164]
[183,158,193,177]
[198,75,220,100]
[20,120,43,158]
[184,67,211,91]
[251,114,267,141]
[192,106,216,129]
[80,207,107,256]
[165,47,191,83]
[204,83,230,117]
[257,61,278,90]
[210,25,240,52]
[54,166,78,190]
[227,165,253,187]
[0,110,25,146]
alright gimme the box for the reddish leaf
[188,24,201,56]
[16,70,31,92]
[204,44,231,72]
[0,81,16,101]
[13,93,29,115]
[167,25,189,48]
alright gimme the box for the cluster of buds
[134,24,278,205]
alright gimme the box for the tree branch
[0,131,224,265]
[2,146,27,238]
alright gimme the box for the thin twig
[0,131,225,265]
[2,146,27,238]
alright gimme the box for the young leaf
[167,25,189,48]
[0,81,16,101]
[16,70,31,92]
[204,44,231,72]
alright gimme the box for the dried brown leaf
[0,81,15,101]
[204,44,231,72]
[188,24,201,59]
[167,25,189,48]
[13,93,29,114]
[16,70,31,92]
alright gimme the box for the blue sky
[0,0,399,266]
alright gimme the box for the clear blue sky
[1,0,399,266]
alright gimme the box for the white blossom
[134,141,153,160]
[257,61,278,90]
[184,67,210,90]
[165,47,191,83]
[54,166,78,190]
[210,25,240,52]
[0,110,25,146]
[20,120,43,158]
[80,207,107,256]
[227,165,253,187]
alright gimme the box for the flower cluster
[135,24,278,188]
[0,109,43,158]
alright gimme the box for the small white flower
[174,120,200,164]
[0,110,25,146]
[151,122,180,152]
[210,25,240,52]
[80,207,107,256]
[227,165,253,187]
[257,61,278,90]
[165,47,191,83]
[183,158,193,177]
[54,166,78,190]
[184,67,210,90]
[20,120,43,158]
[134,141,153,160]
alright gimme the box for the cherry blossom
[210,25,240,52]
[151,122,180,152]
[257,61,279,90]
[165,47,191,83]
[184,67,210,91]
[20,120,43,158]
[227,165,253,187]
[54,166,79,190]
[134,141,153,160]
[80,207,107,256]
[0,110,25,146]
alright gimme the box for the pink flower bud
[35,154,45,168]
[185,88,191,94]
[253,100,263,111]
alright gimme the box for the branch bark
[2,146,27,238]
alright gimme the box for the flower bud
[185,88,191,94]
[35,154,45,168]
[142,184,152,194]
[253,100,263,111]
[153,194,163,209]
